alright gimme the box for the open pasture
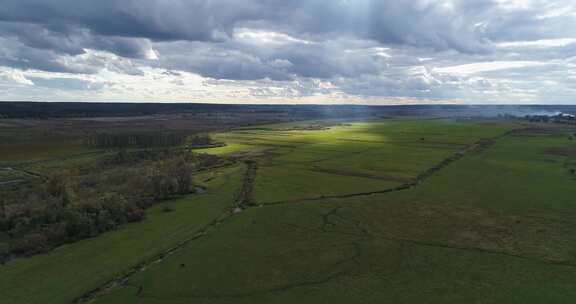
[93,120,576,304]
[3,117,576,304]
[203,119,515,203]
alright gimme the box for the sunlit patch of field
[200,119,516,203]
[193,143,256,155]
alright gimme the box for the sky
[0,0,575,105]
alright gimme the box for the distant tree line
[0,150,223,261]
[187,134,215,147]
[84,132,216,149]
[85,132,187,149]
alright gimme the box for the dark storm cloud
[0,21,157,59]
[0,37,98,74]
[154,38,389,81]
[0,0,499,57]
[257,0,493,53]
[0,34,149,75]
[0,0,256,71]
[0,0,254,42]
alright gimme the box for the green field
[206,120,514,203]
[0,165,245,304]
[2,118,576,304]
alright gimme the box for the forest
[84,133,215,149]
[0,149,222,261]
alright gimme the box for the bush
[0,242,9,264]
[0,217,10,231]
[162,205,174,213]
[44,223,67,244]
[64,211,97,240]
[11,233,49,255]
[126,207,145,222]
[95,210,117,233]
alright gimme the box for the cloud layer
[0,0,575,104]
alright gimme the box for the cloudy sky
[0,0,575,104]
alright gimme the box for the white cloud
[497,38,576,48]
[434,61,545,76]
[493,0,534,10]
[234,28,313,45]
[0,69,33,85]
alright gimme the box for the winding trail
[236,160,258,208]
[0,180,24,186]
[0,167,44,186]
[1,166,44,179]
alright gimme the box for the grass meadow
[1,165,244,304]
[3,118,576,304]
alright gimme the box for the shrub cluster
[0,150,222,260]
[84,132,216,149]
[85,132,187,149]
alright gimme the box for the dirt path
[0,167,44,185]
[235,160,258,209]
[1,166,42,177]
[0,179,25,186]
[309,167,412,183]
